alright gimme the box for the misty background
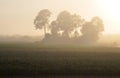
[0,0,120,36]
[0,0,120,45]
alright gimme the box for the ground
[0,43,120,77]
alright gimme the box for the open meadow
[0,43,120,78]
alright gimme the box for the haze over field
[0,0,120,36]
[1,1,120,77]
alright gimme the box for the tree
[34,9,51,36]
[72,14,85,38]
[91,16,104,32]
[81,22,98,36]
[50,21,60,37]
[56,11,84,38]
[56,11,72,38]
[80,16,104,44]
[72,14,85,27]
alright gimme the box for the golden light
[98,0,120,20]
[97,0,120,34]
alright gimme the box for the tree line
[34,9,104,45]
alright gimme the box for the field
[0,43,120,77]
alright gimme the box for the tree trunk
[44,25,46,37]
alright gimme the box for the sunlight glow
[1,0,120,35]
[97,0,120,34]
[98,0,120,20]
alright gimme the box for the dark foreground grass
[0,43,120,77]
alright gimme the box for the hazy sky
[0,0,120,36]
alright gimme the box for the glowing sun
[98,0,120,20]
[96,0,120,34]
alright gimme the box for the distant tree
[56,11,72,38]
[81,22,96,35]
[80,17,104,44]
[72,14,85,37]
[72,14,85,28]
[73,30,80,38]
[50,21,60,37]
[91,16,104,32]
[33,9,104,45]
[34,9,51,36]
[56,11,84,38]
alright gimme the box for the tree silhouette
[91,16,104,32]
[56,11,73,38]
[80,17,104,44]
[34,9,51,36]
[72,14,85,38]
[56,11,84,38]
[50,21,60,37]
[72,14,85,27]
[33,9,105,45]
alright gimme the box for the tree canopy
[34,9,104,45]
[34,9,51,36]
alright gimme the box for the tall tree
[50,21,60,37]
[72,14,85,37]
[56,11,84,38]
[56,11,72,38]
[80,17,104,44]
[72,14,85,28]
[81,22,98,36]
[34,9,51,36]
[91,16,104,32]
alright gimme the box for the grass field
[0,43,120,77]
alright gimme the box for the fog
[1,1,120,77]
[0,34,119,46]
[0,0,120,36]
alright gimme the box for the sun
[96,0,120,34]
[97,0,120,20]
[105,0,120,19]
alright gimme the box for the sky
[0,0,120,36]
